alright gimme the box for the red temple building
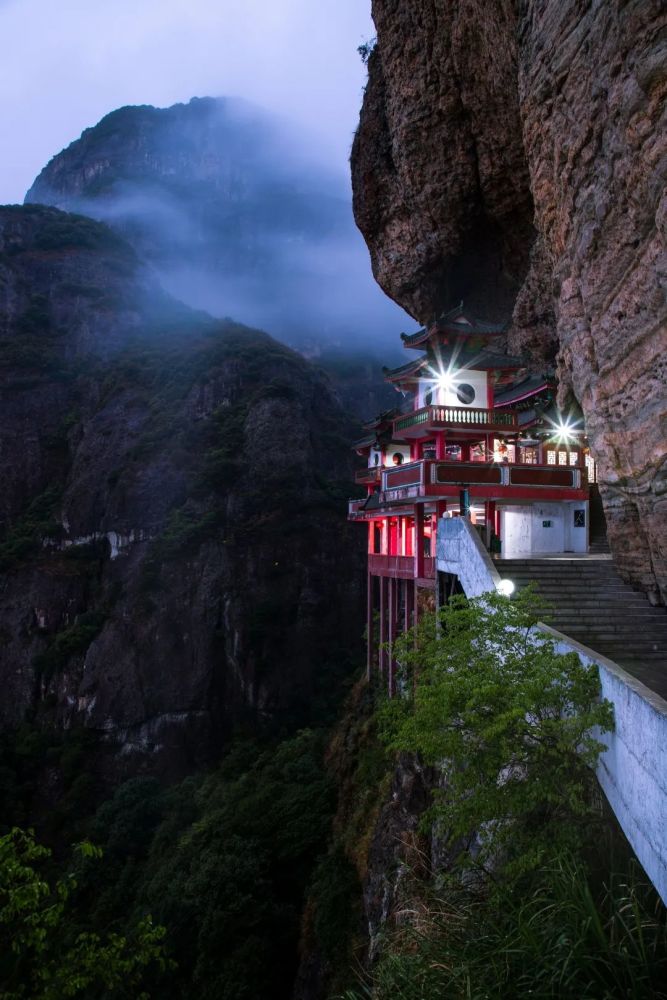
[348,304,596,689]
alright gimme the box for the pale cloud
[0,0,374,203]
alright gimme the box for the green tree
[0,827,170,999]
[380,589,615,875]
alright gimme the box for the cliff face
[352,0,667,602]
[0,206,364,774]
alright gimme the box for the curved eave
[383,355,429,382]
[495,377,552,407]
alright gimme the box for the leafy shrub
[0,827,170,999]
[381,589,614,876]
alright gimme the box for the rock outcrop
[352,0,667,602]
[25,97,406,354]
[0,205,364,774]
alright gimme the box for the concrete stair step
[614,655,667,663]
[548,628,667,637]
[524,596,643,603]
[502,573,616,579]
[548,617,667,627]
[550,631,667,643]
[502,572,617,578]
[521,591,630,596]
[513,583,627,589]
[602,649,667,656]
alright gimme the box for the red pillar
[435,431,447,460]
[388,578,397,697]
[366,572,375,681]
[460,442,471,461]
[405,578,414,633]
[379,576,388,677]
[415,505,425,580]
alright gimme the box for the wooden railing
[368,554,416,579]
[367,554,436,581]
[393,404,517,435]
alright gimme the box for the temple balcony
[393,404,517,438]
[348,460,586,511]
[381,459,583,493]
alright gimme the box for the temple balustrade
[393,403,517,437]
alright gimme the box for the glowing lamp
[556,421,575,442]
[436,371,455,392]
[497,579,515,597]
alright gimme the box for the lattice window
[558,451,567,465]
[569,451,578,465]
[546,450,556,465]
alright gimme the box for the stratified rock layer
[352,0,667,602]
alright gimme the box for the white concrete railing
[437,516,503,596]
[436,516,667,905]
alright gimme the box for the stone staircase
[496,556,667,700]
[588,484,610,554]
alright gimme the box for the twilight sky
[0,0,375,204]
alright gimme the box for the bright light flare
[555,420,576,443]
[497,578,515,597]
[427,363,460,394]
[543,413,582,446]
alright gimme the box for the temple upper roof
[400,302,508,349]
[383,344,526,383]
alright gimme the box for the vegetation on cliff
[328,593,667,999]
[0,829,169,1000]
[0,203,364,750]
[0,728,342,999]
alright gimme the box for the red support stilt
[404,577,413,634]
[388,578,397,696]
[379,576,388,677]
[415,505,425,580]
[366,571,375,681]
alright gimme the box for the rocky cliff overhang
[351,0,667,603]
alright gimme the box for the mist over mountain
[25,96,408,356]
